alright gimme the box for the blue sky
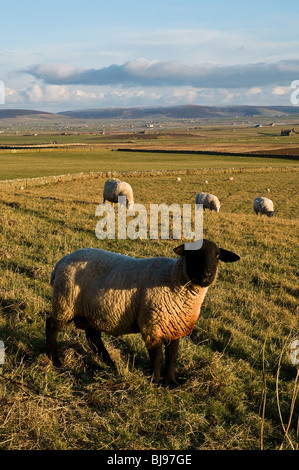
[1,0,299,111]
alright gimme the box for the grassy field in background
[0,166,298,450]
[1,124,299,181]
[0,147,299,181]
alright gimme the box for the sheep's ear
[219,248,240,263]
[173,244,185,256]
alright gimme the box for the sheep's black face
[174,239,240,288]
[185,240,220,287]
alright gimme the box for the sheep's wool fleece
[103,178,133,204]
[196,192,220,212]
[253,197,274,214]
[51,248,208,348]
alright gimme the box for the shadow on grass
[0,199,95,237]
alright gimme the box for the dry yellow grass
[0,164,298,450]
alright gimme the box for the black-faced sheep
[46,240,240,386]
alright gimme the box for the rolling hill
[1,105,299,123]
[58,104,299,120]
[0,109,53,119]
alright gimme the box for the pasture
[1,123,299,181]
[0,147,298,182]
[0,157,298,450]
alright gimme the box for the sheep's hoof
[149,373,162,385]
[163,376,179,388]
[52,356,62,368]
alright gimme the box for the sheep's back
[253,196,274,213]
[51,248,175,335]
[103,179,133,203]
[195,192,207,204]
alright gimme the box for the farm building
[281,128,296,136]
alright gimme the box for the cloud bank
[26,58,299,89]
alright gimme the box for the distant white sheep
[195,192,220,213]
[176,177,181,182]
[253,196,274,217]
[103,178,134,209]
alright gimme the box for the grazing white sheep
[204,180,208,184]
[46,240,240,386]
[195,192,220,213]
[176,177,181,182]
[103,178,134,209]
[253,196,274,217]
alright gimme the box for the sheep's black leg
[46,317,61,367]
[147,343,163,383]
[164,339,180,387]
[85,326,115,368]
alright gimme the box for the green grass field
[0,147,298,181]
[0,160,298,450]
[1,124,299,181]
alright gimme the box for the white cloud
[173,88,198,102]
[111,89,145,98]
[246,87,263,95]
[8,84,98,105]
[221,91,234,103]
[29,64,83,82]
[272,86,290,95]
[26,58,299,90]
[44,85,71,102]
[2,81,295,112]
[26,84,44,102]
[75,89,97,101]
[5,87,24,103]
[24,84,71,103]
